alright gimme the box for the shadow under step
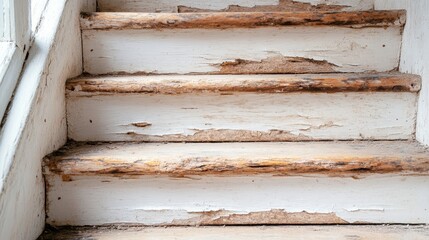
[38,225,429,240]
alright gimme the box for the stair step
[38,226,429,240]
[96,0,376,13]
[81,11,404,75]
[43,141,429,225]
[67,73,419,142]
[45,141,429,176]
[81,11,405,30]
[67,73,421,94]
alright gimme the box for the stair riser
[67,92,417,142]
[82,27,401,75]
[96,0,375,12]
[45,175,429,226]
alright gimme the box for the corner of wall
[375,0,429,146]
[0,0,95,239]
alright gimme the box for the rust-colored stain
[216,56,337,74]
[171,209,349,225]
[80,11,406,30]
[178,0,345,13]
[66,73,421,94]
[61,175,73,182]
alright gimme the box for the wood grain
[44,141,429,177]
[67,73,421,94]
[80,11,405,30]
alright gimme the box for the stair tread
[67,73,421,95]
[80,10,405,30]
[38,225,429,240]
[44,141,429,177]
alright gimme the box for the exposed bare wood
[67,73,421,94]
[44,141,429,177]
[217,56,338,74]
[80,11,405,30]
[170,210,348,225]
[38,226,429,240]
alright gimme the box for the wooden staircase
[39,0,429,238]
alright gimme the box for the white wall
[375,0,429,145]
[0,0,95,239]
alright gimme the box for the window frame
[0,0,30,122]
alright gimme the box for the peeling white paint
[82,26,401,74]
[46,174,429,225]
[96,0,375,12]
[67,92,417,141]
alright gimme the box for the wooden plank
[80,11,405,30]
[44,141,429,177]
[67,73,422,94]
[38,226,429,240]
[44,174,429,225]
[67,92,417,141]
[82,27,402,74]
[96,0,376,12]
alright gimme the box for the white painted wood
[96,0,375,12]
[10,0,30,51]
[0,0,30,122]
[45,174,429,225]
[67,92,417,141]
[375,0,429,146]
[82,27,401,74]
[0,1,96,239]
[0,42,24,122]
[31,0,48,32]
[39,226,429,240]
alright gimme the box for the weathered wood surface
[96,0,376,12]
[82,26,402,74]
[67,73,421,94]
[44,174,429,225]
[38,226,429,240]
[80,11,405,30]
[44,141,429,177]
[67,91,417,142]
